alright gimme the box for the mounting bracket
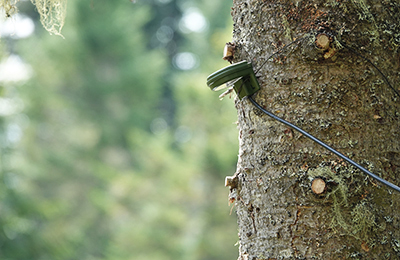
[206,61,260,99]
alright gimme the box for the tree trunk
[229,0,400,259]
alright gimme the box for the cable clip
[206,61,260,99]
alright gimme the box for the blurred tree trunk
[229,0,400,259]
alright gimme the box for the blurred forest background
[0,0,239,259]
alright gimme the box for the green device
[206,61,260,99]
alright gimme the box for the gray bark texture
[229,0,400,259]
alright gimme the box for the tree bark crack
[289,205,301,257]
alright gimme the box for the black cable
[248,95,400,193]
[239,34,400,192]
[254,36,307,75]
[340,41,400,99]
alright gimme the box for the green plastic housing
[206,61,260,99]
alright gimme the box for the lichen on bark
[230,0,400,259]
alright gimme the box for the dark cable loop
[340,42,400,99]
[248,95,400,193]
[254,36,307,76]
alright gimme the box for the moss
[0,0,19,17]
[281,14,292,40]
[350,201,376,237]
[307,166,386,243]
[350,0,375,21]
[1,0,67,37]
[308,166,349,204]
[330,198,384,242]
[330,195,351,234]
[308,167,353,235]
[30,0,67,37]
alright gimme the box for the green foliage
[0,0,238,259]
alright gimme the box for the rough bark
[229,0,400,259]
